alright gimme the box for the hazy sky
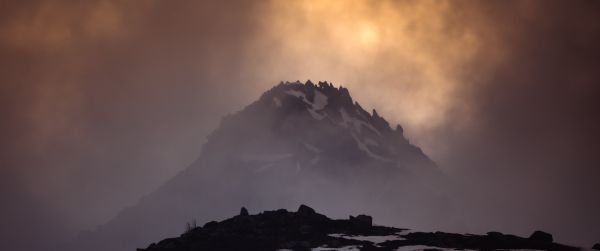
[1,0,599,249]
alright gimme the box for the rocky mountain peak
[221,80,434,171]
[263,80,390,132]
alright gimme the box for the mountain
[137,205,581,251]
[70,81,447,251]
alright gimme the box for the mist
[1,0,599,250]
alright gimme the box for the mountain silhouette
[70,81,447,251]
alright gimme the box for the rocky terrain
[138,205,585,251]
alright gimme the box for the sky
[1,0,599,250]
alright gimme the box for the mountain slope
[70,81,446,251]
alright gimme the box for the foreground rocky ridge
[138,205,583,251]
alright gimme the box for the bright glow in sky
[243,0,505,156]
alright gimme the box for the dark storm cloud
[1,0,600,250]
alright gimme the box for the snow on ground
[395,245,452,251]
[328,233,406,246]
[394,244,486,251]
[312,245,360,251]
[502,250,545,251]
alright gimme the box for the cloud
[1,0,599,249]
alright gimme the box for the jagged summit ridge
[213,80,433,169]
[264,80,401,134]
[204,80,435,173]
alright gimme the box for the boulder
[528,230,553,243]
[297,204,316,216]
[349,214,372,228]
[486,231,503,238]
[239,207,249,216]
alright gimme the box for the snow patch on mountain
[351,132,392,162]
[312,89,328,110]
[339,108,381,136]
[285,88,328,120]
[284,89,308,101]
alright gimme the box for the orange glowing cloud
[242,0,507,154]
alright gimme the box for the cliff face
[138,205,580,251]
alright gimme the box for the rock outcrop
[529,230,554,243]
[138,205,580,251]
[239,207,249,217]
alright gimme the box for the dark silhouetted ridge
[138,205,581,251]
